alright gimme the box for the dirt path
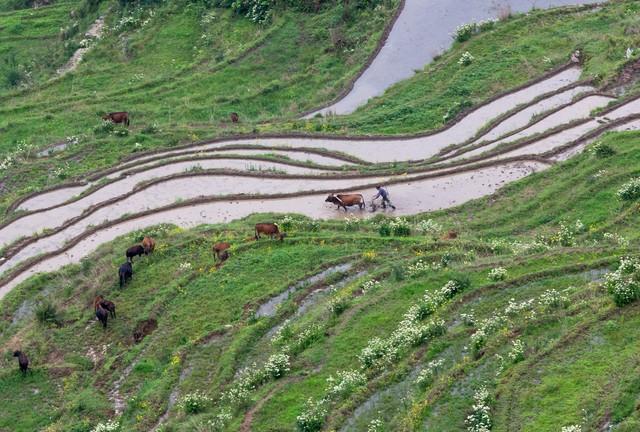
[57,16,105,76]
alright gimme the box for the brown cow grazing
[94,295,116,319]
[13,351,29,376]
[213,242,231,261]
[255,223,285,241]
[126,245,145,262]
[325,193,365,212]
[96,304,108,329]
[443,230,458,240]
[230,112,239,123]
[142,236,156,255]
[101,111,130,127]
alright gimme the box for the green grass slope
[2,132,640,431]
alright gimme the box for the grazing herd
[11,223,285,375]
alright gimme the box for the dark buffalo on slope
[212,242,231,261]
[119,261,133,288]
[101,111,130,126]
[126,245,145,262]
[230,112,239,123]
[325,193,365,212]
[13,351,29,376]
[95,305,109,329]
[255,223,285,241]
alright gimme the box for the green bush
[378,223,391,237]
[35,301,60,326]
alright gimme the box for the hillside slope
[4,1,640,432]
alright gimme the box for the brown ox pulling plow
[325,193,365,212]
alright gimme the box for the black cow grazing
[96,305,108,329]
[218,250,230,263]
[230,112,239,123]
[119,261,133,288]
[13,351,29,376]
[126,245,145,262]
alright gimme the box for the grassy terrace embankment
[2,131,640,431]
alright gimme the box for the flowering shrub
[290,324,323,353]
[179,262,193,271]
[461,312,475,326]
[325,370,366,399]
[264,353,290,378]
[179,390,212,414]
[458,51,475,66]
[589,141,615,158]
[454,20,496,41]
[111,7,155,33]
[488,267,507,281]
[279,215,296,231]
[94,120,115,135]
[361,279,381,294]
[367,418,383,432]
[465,387,492,432]
[362,250,378,261]
[344,215,361,231]
[604,232,630,248]
[504,298,535,317]
[271,319,292,345]
[470,313,507,352]
[416,358,445,388]
[91,420,120,432]
[389,217,411,236]
[617,178,640,201]
[328,295,350,315]
[547,223,576,246]
[406,259,432,277]
[538,289,569,310]
[359,318,445,368]
[415,218,442,237]
[507,339,525,363]
[296,398,327,432]
[604,256,640,306]
[207,409,232,431]
[454,23,476,41]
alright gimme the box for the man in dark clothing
[373,185,396,210]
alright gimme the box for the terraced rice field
[4,1,640,431]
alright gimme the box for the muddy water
[0,174,394,275]
[7,160,330,246]
[551,117,640,161]
[105,149,354,181]
[486,120,598,160]
[19,185,89,212]
[307,0,601,116]
[0,161,544,298]
[256,263,354,318]
[472,86,595,143]
[129,68,581,164]
[449,95,615,161]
